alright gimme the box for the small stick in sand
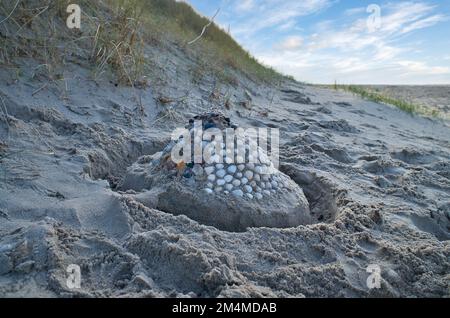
[188,8,220,45]
[0,0,20,25]
[32,83,48,96]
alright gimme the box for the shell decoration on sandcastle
[118,112,312,232]
[173,113,290,200]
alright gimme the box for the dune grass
[333,85,443,119]
[342,85,418,114]
[140,0,282,82]
[0,0,284,87]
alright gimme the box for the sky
[183,0,450,84]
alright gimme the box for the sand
[0,48,449,297]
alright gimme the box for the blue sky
[183,0,450,84]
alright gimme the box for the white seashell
[232,179,241,187]
[224,175,233,183]
[245,193,253,199]
[235,172,243,178]
[227,165,237,174]
[207,174,216,182]
[237,164,245,171]
[216,169,226,178]
[216,164,224,169]
[244,170,254,180]
[204,166,215,175]
[255,193,263,200]
[225,184,233,191]
[204,188,213,194]
[192,164,204,176]
[241,177,249,185]
[254,166,263,174]
[217,179,226,186]
[244,185,253,193]
[232,189,244,197]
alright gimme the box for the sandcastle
[118,112,312,231]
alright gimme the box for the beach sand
[0,39,449,298]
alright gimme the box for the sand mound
[118,113,311,231]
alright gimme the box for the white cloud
[278,36,303,50]
[205,0,450,84]
[229,0,333,37]
[303,2,445,53]
[377,2,434,34]
[259,49,450,84]
[397,60,450,75]
[260,1,449,83]
[276,19,298,31]
[344,7,366,16]
[400,14,447,34]
[236,0,255,12]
